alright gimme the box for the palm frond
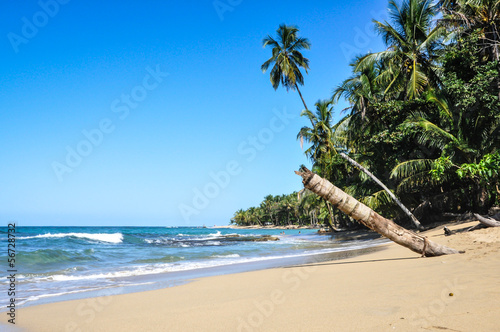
[391,159,435,179]
[406,116,459,149]
[360,190,393,211]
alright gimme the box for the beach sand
[5,221,500,331]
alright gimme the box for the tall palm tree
[280,195,295,225]
[357,0,445,99]
[261,194,278,225]
[261,24,312,120]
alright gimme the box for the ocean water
[0,226,387,308]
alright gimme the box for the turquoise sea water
[0,226,387,308]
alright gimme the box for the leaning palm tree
[298,101,424,229]
[357,0,445,99]
[261,24,312,119]
[295,167,461,256]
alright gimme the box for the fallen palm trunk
[295,167,462,257]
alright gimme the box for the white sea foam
[144,238,167,244]
[212,254,240,258]
[18,232,123,243]
[197,231,222,240]
[15,285,128,307]
[21,239,388,285]
[210,231,222,237]
[10,227,391,310]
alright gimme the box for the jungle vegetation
[231,0,500,229]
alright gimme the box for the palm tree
[297,100,336,172]
[231,209,246,226]
[392,91,500,210]
[298,102,376,231]
[248,207,262,226]
[331,58,383,153]
[298,190,321,226]
[440,0,500,61]
[439,0,500,97]
[296,167,461,256]
[261,24,312,121]
[280,195,295,225]
[299,101,424,229]
[333,56,382,120]
[261,194,278,225]
[357,0,445,99]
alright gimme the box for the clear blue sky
[0,0,388,226]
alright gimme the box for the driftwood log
[295,167,462,257]
[473,213,500,228]
[467,223,489,232]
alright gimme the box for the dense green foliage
[232,0,499,228]
[231,192,356,228]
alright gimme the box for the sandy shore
[4,221,500,332]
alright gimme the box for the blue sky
[0,0,388,226]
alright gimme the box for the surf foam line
[18,233,123,244]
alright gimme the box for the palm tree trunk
[295,84,315,128]
[295,167,461,256]
[339,152,423,230]
[493,41,500,100]
[489,25,500,100]
[295,84,308,110]
[325,200,341,232]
